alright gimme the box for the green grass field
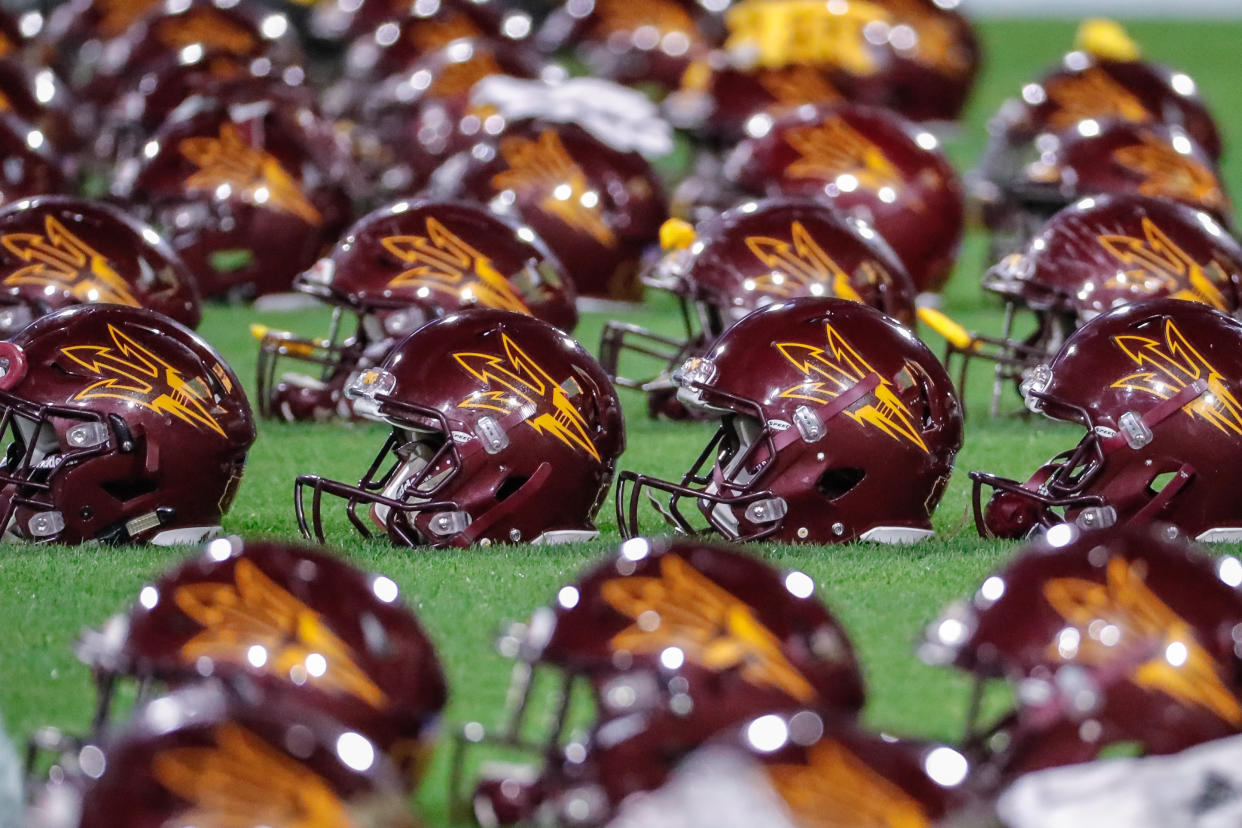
[3,18,1242,824]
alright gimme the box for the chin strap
[1099,379,1207,454]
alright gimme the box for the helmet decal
[427,51,504,99]
[722,0,886,73]
[777,324,930,452]
[61,324,230,437]
[590,0,699,39]
[766,739,931,827]
[153,9,259,55]
[1043,556,1242,725]
[180,124,323,227]
[152,723,355,826]
[380,217,531,313]
[755,66,844,105]
[96,0,163,39]
[1044,67,1152,129]
[1112,133,1224,209]
[1,215,142,307]
[407,11,483,52]
[881,0,969,75]
[1098,217,1230,309]
[784,118,904,195]
[745,220,890,300]
[174,558,389,707]
[1112,318,1242,436]
[491,130,617,248]
[454,333,601,461]
[601,553,817,701]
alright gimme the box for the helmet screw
[797,527,809,539]
[79,507,92,520]
[832,522,845,536]
[509,528,521,542]
[816,453,825,462]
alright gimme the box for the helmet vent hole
[495,475,529,502]
[816,467,865,500]
[1147,471,1180,496]
[101,477,159,502]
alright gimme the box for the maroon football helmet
[429,116,667,301]
[617,297,962,544]
[0,58,83,153]
[921,522,1242,788]
[114,90,354,299]
[0,195,201,337]
[76,0,303,111]
[869,0,980,125]
[0,304,253,545]
[350,37,556,195]
[941,194,1242,417]
[29,683,418,828]
[976,48,1222,216]
[676,103,964,294]
[601,198,917,419]
[43,0,166,91]
[603,709,974,826]
[970,298,1242,541]
[295,308,624,548]
[76,536,448,788]
[535,0,718,93]
[255,198,577,422]
[455,537,865,826]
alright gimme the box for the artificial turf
[2,17,1242,825]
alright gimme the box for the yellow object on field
[1075,18,1141,61]
[917,307,978,352]
[660,218,698,251]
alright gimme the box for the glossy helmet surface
[535,0,717,93]
[76,0,303,110]
[30,683,417,828]
[431,117,667,301]
[114,90,354,299]
[921,522,1242,786]
[353,37,555,195]
[607,709,974,827]
[971,298,1242,541]
[255,198,577,422]
[708,103,964,293]
[868,0,980,125]
[0,304,253,545]
[295,308,624,548]
[0,195,201,337]
[601,198,917,419]
[0,111,68,206]
[460,537,865,826]
[0,57,83,153]
[948,194,1242,417]
[617,297,962,544]
[77,536,448,788]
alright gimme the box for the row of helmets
[5,219,1242,550]
[24,522,1242,827]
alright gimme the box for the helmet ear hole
[101,478,159,502]
[817,467,865,500]
[495,475,530,502]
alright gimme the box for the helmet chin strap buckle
[427,510,472,538]
[744,497,787,525]
[1074,505,1117,531]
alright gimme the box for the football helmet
[869,0,980,126]
[616,296,962,544]
[937,194,1242,417]
[76,536,448,788]
[601,198,917,419]
[0,195,201,336]
[455,537,865,826]
[29,683,417,828]
[975,27,1222,214]
[921,522,1242,787]
[295,308,624,548]
[970,298,1242,541]
[351,37,557,195]
[429,113,667,301]
[114,89,354,299]
[604,710,974,828]
[535,0,718,93]
[0,58,83,153]
[254,198,577,422]
[675,103,964,294]
[0,304,253,545]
